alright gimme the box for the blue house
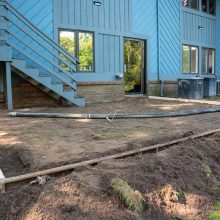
[0,0,219,110]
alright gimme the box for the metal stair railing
[0,0,79,90]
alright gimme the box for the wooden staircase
[0,0,85,108]
[11,58,85,107]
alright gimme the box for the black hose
[8,108,220,119]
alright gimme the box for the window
[59,30,94,72]
[191,0,199,9]
[182,0,216,15]
[202,0,208,12]
[182,45,199,74]
[202,48,215,74]
[182,0,198,10]
[202,0,215,14]
[78,32,93,71]
[209,0,215,15]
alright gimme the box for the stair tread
[12,57,26,60]
[11,55,85,107]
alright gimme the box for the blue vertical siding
[182,11,216,47]
[6,0,220,82]
[216,0,220,79]
[8,0,53,68]
[132,0,182,81]
[8,0,53,38]
[158,0,181,80]
[132,0,158,81]
[96,34,121,74]
[55,0,131,32]
[53,0,131,81]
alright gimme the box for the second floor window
[59,30,94,72]
[182,0,199,10]
[202,0,216,15]
[182,0,216,15]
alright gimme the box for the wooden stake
[0,169,5,193]
[1,128,220,192]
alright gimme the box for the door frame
[123,37,147,95]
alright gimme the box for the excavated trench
[0,147,30,178]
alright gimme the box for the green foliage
[208,202,220,220]
[202,163,212,177]
[79,33,93,71]
[59,36,75,71]
[59,32,93,72]
[110,178,144,214]
[60,36,75,55]
[182,46,190,73]
[124,40,143,93]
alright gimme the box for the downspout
[157,0,164,96]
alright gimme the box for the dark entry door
[124,38,145,94]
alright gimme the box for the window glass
[191,0,198,9]
[59,31,75,71]
[59,30,94,72]
[202,48,215,74]
[191,47,198,73]
[202,49,208,73]
[209,0,215,15]
[202,0,208,12]
[79,32,93,71]
[208,49,215,74]
[59,31,75,56]
[182,46,190,73]
[182,0,190,7]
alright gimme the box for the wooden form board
[0,128,220,193]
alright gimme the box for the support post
[0,169,5,193]
[6,61,13,111]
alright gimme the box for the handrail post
[0,0,12,61]
[6,62,13,111]
[0,0,13,110]
[0,0,8,45]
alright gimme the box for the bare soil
[0,98,219,219]
[0,133,219,220]
[0,98,220,172]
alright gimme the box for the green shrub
[208,202,220,220]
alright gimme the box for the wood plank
[1,129,220,191]
[0,169,5,180]
[0,169,5,193]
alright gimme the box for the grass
[204,96,220,101]
[202,163,212,177]
[208,202,220,220]
[87,131,126,140]
[110,178,144,214]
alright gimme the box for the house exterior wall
[158,0,182,81]
[217,0,220,79]
[55,0,131,32]
[8,0,54,69]
[131,0,181,96]
[53,0,133,83]
[131,0,158,81]
[182,10,216,47]
[8,0,53,38]
[2,0,220,107]
[182,2,218,79]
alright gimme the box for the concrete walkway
[149,96,220,106]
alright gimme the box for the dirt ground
[0,133,219,220]
[0,97,220,175]
[0,97,220,219]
